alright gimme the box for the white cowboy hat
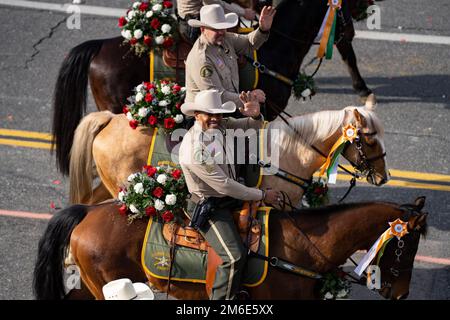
[181,89,236,117]
[102,278,155,300]
[188,4,238,30]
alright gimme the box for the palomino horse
[69,95,388,205]
[33,196,428,300]
[52,0,373,175]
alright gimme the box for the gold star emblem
[154,255,170,268]
[342,124,358,143]
[388,218,409,239]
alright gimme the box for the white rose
[155,35,164,45]
[158,100,168,107]
[152,4,162,12]
[336,289,348,298]
[180,87,186,92]
[133,182,144,194]
[324,292,334,300]
[301,88,312,98]
[145,10,153,18]
[138,107,149,117]
[126,112,134,121]
[154,199,165,211]
[156,174,167,185]
[127,173,137,182]
[134,29,143,39]
[135,92,144,102]
[161,24,171,34]
[129,204,140,214]
[161,85,170,94]
[118,191,125,201]
[165,194,177,205]
[135,84,144,92]
[174,114,184,123]
[122,30,132,40]
[133,2,141,9]
[127,10,136,20]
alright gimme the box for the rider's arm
[227,28,269,56]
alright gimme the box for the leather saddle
[162,201,262,296]
[162,37,192,69]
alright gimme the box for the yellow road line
[0,138,52,149]
[0,128,52,141]
[339,164,450,183]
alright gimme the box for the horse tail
[69,111,114,204]
[33,204,89,300]
[52,39,104,176]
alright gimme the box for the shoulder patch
[200,65,213,78]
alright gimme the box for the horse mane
[270,106,385,162]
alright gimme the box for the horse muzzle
[367,172,388,186]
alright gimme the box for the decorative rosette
[302,179,329,208]
[118,0,177,56]
[123,80,186,132]
[118,165,189,224]
[388,218,409,239]
[342,124,358,143]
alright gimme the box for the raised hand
[259,6,276,32]
[239,91,261,118]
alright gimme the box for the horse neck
[315,203,405,267]
[260,112,344,205]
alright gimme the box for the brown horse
[33,196,428,300]
[68,95,388,205]
[52,0,373,175]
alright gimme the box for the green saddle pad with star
[141,207,271,287]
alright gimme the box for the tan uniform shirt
[177,0,245,19]
[185,28,269,108]
[179,118,264,202]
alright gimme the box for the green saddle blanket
[141,207,271,287]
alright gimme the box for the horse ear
[365,93,377,111]
[414,196,426,210]
[353,109,366,128]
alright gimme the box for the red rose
[145,206,156,217]
[172,84,181,93]
[145,93,153,102]
[119,204,128,216]
[152,187,164,198]
[162,210,174,222]
[314,187,324,195]
[143,35,152,46]
[151,18,160,30]
[163,1,173,9]
[144,165,157,177]
[162,37,174,49]
[164,117,175,129]
[171,169,182,180]
[175,102,182,109]
[129,37,138,45]
[145,82,156,90]
[122,105,129,114]
[139,2,149,11]
[129,119,139,129]
[148,115,158,126]
[118,17,127,27]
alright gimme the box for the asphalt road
[0,0,449,300]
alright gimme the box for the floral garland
[292,72,316,101]
[118,165,189,224]
[123,80,186,132]
[302,179,329,208]
[320,269,352,299]
[118,0,177,56]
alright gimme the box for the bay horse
[52,0,373,175]
[68,95,388,205]
[33,196,428,300]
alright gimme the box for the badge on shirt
[215,57,225,70]
[200,65,213,78]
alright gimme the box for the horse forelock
[344,105,385,138]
